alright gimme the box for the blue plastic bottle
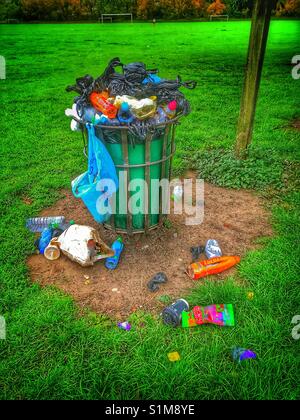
[155,107,167,124]
[118,103,134,124]
[105,237,124,270]
[83,106,96,123]
[95,114,120,126]
[38,228,53,254]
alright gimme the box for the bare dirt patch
[27,181,272,319]
[290,118,300,131]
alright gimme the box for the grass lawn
[0,20,300,400]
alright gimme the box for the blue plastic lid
[121,102,129,112]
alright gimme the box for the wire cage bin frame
[80,117,179,235]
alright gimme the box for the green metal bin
[93,119,178,234]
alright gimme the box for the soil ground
[27,181,272,319]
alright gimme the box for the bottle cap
[168,100,177,111]
[99,115,108,124]
[121,102,129,112]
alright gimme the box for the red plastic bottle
[90,92,118,119]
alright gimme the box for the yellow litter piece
[168,352,180,362]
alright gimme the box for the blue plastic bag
[72,124,119,223]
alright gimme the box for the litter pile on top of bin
[65,57,197,140]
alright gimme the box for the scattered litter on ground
[27,180,272,317]
[190,245,205,261]
[247,291,254,300]
[38,227,54,255]
[162,299,189,327]
[118,321,131,331]
[182,304,235,328]
[205,239,222,259]
[44,240,61,261]
[147,272,168,292]
[168,352,181,362]
[58,224,113,267]
[232,347,257,362]
[187,256,241,280]
[112,288,118,293]
[105,236,124,270]
[26,216,74,233]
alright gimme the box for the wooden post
[235,0,276,158]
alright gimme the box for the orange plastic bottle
[90,91,118,119]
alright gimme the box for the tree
[207,0,226,15]
[235,0,276,157]
[137,0,159,19]
[282,0,300,15]
[0,0,22,20]
[20,0,83,21]
[82,0,97,17]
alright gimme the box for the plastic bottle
[131,97,157,120]
[94,114,120,126]
[38,228,53,254]
[114,95,136,108]
[164,100,177,119]
[155,107,167,124]
[26,217,66,233]
[83,106,96,123]
[90,92,118,119]
[118,103,135,124]
[114,96,157,120]
[105,237,124,270]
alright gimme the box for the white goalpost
[100,13,133,24]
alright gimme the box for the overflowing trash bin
[65,57,196,234]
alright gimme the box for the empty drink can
[162,299,189,327]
